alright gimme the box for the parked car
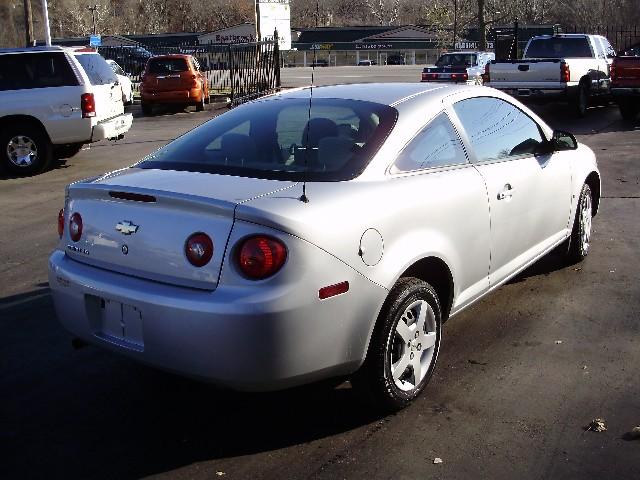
[106,59,133,105]
[386,54,405,65]
[99,45,152,77]
[49,83,600,410]
[486,34,615,116]
[311,59,329,67]
[140,54,209,115]
[422,51,494,85]
[610,42,640,121]
[357,59,376,66]
[0,46,133,175]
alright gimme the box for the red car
[140,54,209,115]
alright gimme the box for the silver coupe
[49,83,600,410]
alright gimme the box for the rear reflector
[319,281,349,300]
[58,208,64,238]
[69,212,83,242]
[185,233,214,267]
[109,191,157,203]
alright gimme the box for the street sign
[256,0,291,50]
[89,34,101,47]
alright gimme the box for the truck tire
[141,102,153,116]
[619,102,639,122]
[574,81,589,118]
[1,121,52,175]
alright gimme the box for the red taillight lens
[482,63,490,83]
[57,208,64,238]
[185,233,214,267]
[319,281,349,300]
[81,93,96,118]
[560,62,570,83]
[462,72,468,81]
[237,235,287,280]
[69,212,83,242]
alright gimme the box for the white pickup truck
[0,46,133,175]
[486,34,615,116]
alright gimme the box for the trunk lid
[490,59,562,83]
[63,168,297,290]
[612,57,640,87]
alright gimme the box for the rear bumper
[91,113,133,142]
[48,245,387,391]
[141,88,203,104]
[489,84,579,101]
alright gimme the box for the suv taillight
[81,93,96,118]
[560,62,570,83]
[482,63,490,83]
[58,208,64,238]
[236,236,287,280]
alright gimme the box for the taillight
[191,74,198,87]
[81,93,96,118]
[482,63,490,83]
[185,233,214,267]
[560,62,570,83]
[57,208,64,238]
[237,235,287,280]
[69,212,83,242]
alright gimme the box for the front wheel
[352,277,442,412]
[566,183,593,263]
[0,122,52,175]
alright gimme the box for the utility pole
[452,0,457,49]
[23,0,34,47]
[42,0,52,46]
[88,4,98,35]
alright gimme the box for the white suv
[0,46,133,175]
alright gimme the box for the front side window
[0,53,78,91]
[139,97,398,181]
[391,113,467,173]
[75,54,117,85]
[453,97,544,162]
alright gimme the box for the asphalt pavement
[1,75,639,479]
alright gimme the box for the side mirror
[552,130,578,151]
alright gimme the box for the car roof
[270,83,462,107]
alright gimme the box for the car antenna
[299,15,318,203]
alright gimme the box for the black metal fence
[98,40,280,106]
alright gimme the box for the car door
[450,96,572,287]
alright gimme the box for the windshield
[525,37,592,58]
[138,97,398,181]
[436,54,476,67]
[147,57,189,74]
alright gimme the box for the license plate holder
[86,295,144,351]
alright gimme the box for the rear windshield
[525,37,593,58]
[436,54,477,67]
[75,53,117,85]
[138,97,398,181]
[147,58,189,74]
[0,52,78,91]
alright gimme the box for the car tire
[619,102,639,122]
[54,143,84,160]
[566,183,593,264]
[0,121,52,175]
[352,277,442,412]
[195,94,205,112]
[141,102,153,116]
[575,82,589,117]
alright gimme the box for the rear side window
[525,37,593,58]
[453,97,544,162]
[0,52,78,91]
[139,97,398,181]
[147,58,189,74]
[392,113,467,173]
[75,54,117,85]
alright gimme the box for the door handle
[497,184,515,200]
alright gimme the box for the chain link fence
[98,40,280,106]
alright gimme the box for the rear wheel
[141,102,153,116]
[195,94,205,112]
[566,183,593,263]
[619,102,639,122]
[1,122,52,175]
[574,82,589,117]
[352,277,442,412]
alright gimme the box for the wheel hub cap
[6,135,37,167]
[580,192,592,254]
[390,299,437,392]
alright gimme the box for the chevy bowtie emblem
[115,220,139,235]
